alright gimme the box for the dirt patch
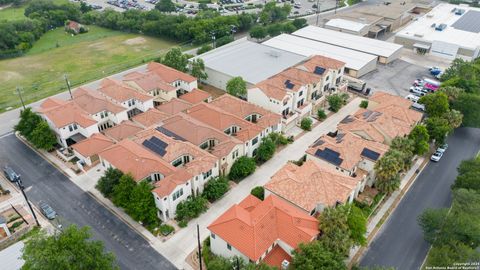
[0,71,23,82]
[87,41,109,50]
[122,37,147,46]
[0,4,13,10]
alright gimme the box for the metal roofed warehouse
[394,3,480,60]
[193,38,306,90]
[263,34,378,78]
[292,25,403,64]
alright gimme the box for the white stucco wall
[209,234,250,262]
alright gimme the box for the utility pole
[16,87,26,110]
[64,74,73,100]
[197,224,203,270]
[334,0,338,14]
[315,0,321,26]
[17,179,40,227]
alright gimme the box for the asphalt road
[0,134,176,270]
[360,128,480,270]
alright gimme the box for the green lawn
[0,5,26,21]
[0,26,181,111]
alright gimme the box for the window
[73,123,77,130]
[232,150,239,160]
[299,91,303,96]
[69,125,73,132]
[326,76,330,81]
[200,141,209,150]
[252,137,258,145]
[172,158,183,167]
[203,170,212,179]
[172,188,184,201]
[227,243,232,250]
[211,233,216,239]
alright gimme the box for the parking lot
[360,59,436,99]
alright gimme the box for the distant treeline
[0,0,257,58]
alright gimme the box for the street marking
[0,131,14,139]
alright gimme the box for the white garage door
[430,41,459,59]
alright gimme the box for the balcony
[295,102,312,118]
[281,111,299,126]
[311,94,325,106]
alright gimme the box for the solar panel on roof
[156,126,187,141]
[150,136,168,149]
[452,10,480,33]
[361,148,380,161]
[315,148,343,166]
[314,66,326,75]
[142,140,167,157]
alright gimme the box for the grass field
[0,0,67,21]
[0,26,181,111]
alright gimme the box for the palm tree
[376,174,400,194]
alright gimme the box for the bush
[202,176,229,202]
[159,224,174,236]
[216,35,234,47]
[327,94,344,112]
[197,44,212,55]
[250,186,264,200]
[300,117,313,131]
[228,156,256,182]
[175,196,208,224]
[268,132,289,146]
[359,100,369,108]
[317,109,327,120]
[9,221,23,231]
[255,137,276,164]
[96,168,124,198]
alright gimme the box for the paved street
[0,134,176,270]
[154,98,362,269]
[360,128,480,270]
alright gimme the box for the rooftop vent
[281,260,290,270]
[455,9,465,15]
[284,80,295,89]
[435,23,447,31]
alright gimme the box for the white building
[325,18,371,36]
[395,3,480,60]
[263,34,378,78]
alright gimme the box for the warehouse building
[293,26,403,64]
[193,38,306,90]
[395,3,480,60]
[263,34,378,78]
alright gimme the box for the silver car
[39,202,56,220]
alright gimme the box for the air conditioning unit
[281,260,290,270]
[426,13,434,18]
[414,33,424,38]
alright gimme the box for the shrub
[159,224,174,236]
[360,100,369,108]
[216,35,234,47]
[317,109,327,120]
[202,176,229,202]
[229,157,256,182]
[255,137,276,163]
[178,220,188,228]
[197,44,212,55]
[268,132,289,146]
[300,117,313,131]
[250,186,264,200]
[9,221,23,231]
[175,196,208,224]
[327,94,344,112]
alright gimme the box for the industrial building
[263,34,378,78]
[293,26,403,64]
[193,38,306,90]
[394,3,480,60]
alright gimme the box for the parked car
[437,143,448,153]
[3,166,20,182]
[409,86,426,96]
[411,102,425,111]
[39,202,56,220]
[405,94,420,102]
[430,151,443,162]
[413,78,424,86]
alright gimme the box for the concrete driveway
[0,134,176,270]
[359,128,480,270]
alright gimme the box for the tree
[327,94,343,112]
[374,151,403,194]
[376,174,400,195]
[15,108,42,139]
[112,174,136,208]
[197,44,212,55]
[228,156,256,181]
[226,76,247,98]
[439,86,464,103]
[452,92,480,128]
[161,48,188,72]
[216,36,234,47]
[347,205,367,246]
[425,117,452,146]
[418,208,448,244]
[249,25,267,39]
[202,176,229,202]
[408,125,430,155]
[292,18,307,29]
[29,121,57,150]
[452,158,480,191]
[390,137,414,171]
[250,186,264,200]
[96,168,124,198]
[359,100,369,109]
[443,109,463,129]
[175,196,208,223]
[155,0,176,12]
[190,58,207,81]
[318,205,353,256]
[21,225,118,270]
[300,117,313,131]
[317,109,327,120]
[259,2,291,24]
[255,137,276,163]
[267,132,289,146]
[426,242,480,268]
[418,92,450,117]
[292,241,346,270]
[127,181,158,226]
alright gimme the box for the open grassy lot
[0,25,181,111]
[0,0,67,21]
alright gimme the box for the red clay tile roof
[98,78,153,103]
[103,120,144,141]
[262,245,292,269]
[131,108,170,128]
[147,62,196,83]
[369,91,414,110]
[266,160,359,211]
[99,139,175,181]
[152,169,193,197]
[124,71,177,93]
[208,195,319,262]
[73,88,125,115]
[297,55,346,71]
[39,99,97,128]
[179,88,211,104]
[156,98,192,115]
[71,133,114,158]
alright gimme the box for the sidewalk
[348,156,427,265]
